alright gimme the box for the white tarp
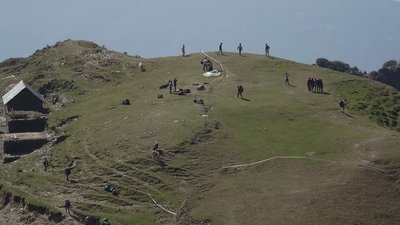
[203,70,221,77]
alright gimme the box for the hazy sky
[0,0,399,71]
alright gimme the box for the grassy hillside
[1,40,400,225]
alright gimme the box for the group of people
[166,78,178,93]
[46,156,113,224]
[227,42,270,56]
[180,42,270,57]
[307,78,324,93]
[201,57,213,71]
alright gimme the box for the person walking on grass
[237,43,243,56]
[64,166,72,181]
[64,159,74,181]
[265,44,270,57]
[181,44,185,57]
[63,199,71,214]
[284,73,289,85]
[217,42,223,55]
[339,99,347,111]
[43,156,49,171]
[237,85,244,98]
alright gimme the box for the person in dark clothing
[64,167,72,181]
[312,78,317,92]
[181,44,185,57]
[207,60,213,71]
[43,157,49,171]
[307,78,312,92]
[64,199,71,214]
[153,141,159,151]
[265,44,270,57]
[339,99,347,111]
[64,159,74,181]
[317,79,323,93]
[237,43,243,56]
[173,78,177,92]
[237,85,244,98]
[217,42,223,55]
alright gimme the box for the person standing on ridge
[217,42,223,55]
[237,43,243,56]
[265,44,270,57]
[173,78,177,92]
[182,44,185,57]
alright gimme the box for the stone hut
[2,80,44,113]
[1,81,48,162]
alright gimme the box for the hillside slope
[1,40,400,225]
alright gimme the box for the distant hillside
[1,40,400,225]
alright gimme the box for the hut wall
[8,118,47,133]
[3,139,48,155]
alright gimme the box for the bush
[369,59,400,90]
[315,58,363,76]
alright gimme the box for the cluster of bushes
[316,58,400,90]
[368,60,400,90]
[315,58,365,76]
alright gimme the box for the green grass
[1,40,400,225]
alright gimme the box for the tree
[382,60,398,69]
[332,61,350,73]
[369,59,400,90]
[315,58,361,75]
[316,58,331,68]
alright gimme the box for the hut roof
[2,80,44,104]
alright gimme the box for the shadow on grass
[342,111,353,118]
[287,83,296,87]
[240,98,251,102]
[312,91,330,95]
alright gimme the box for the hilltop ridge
[1,40,400,225]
